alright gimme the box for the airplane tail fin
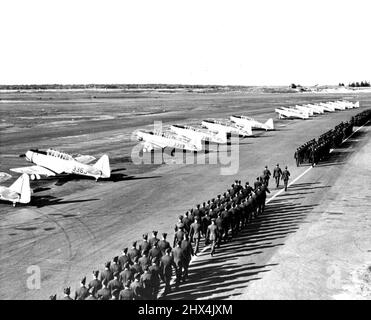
[93,155,111,178]
[264,118,274,130]
[9,173,31,204]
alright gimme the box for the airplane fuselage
[25,150,104,179]
[170,125,226,144]
[137,131,201,152]
[201,120,252,136]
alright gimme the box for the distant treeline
[338,81,370,87]
[0,84,251,91]
[348,81,370,87]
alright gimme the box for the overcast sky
[1,0,370,86]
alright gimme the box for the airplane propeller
[19,154,26,158]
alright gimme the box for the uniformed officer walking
[74,276,89,300]
[88,270,102,298]
[189,216,202,255]
[273,164,282,188]
[160,248,176,295]
[281,166,291,191]
[263,166,271,186]
[206,218,219,257]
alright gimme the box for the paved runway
[0,91,370,299]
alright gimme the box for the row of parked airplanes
[0,100,359,207]
[135,100,359,152]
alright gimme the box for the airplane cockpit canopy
[46,148,73,160]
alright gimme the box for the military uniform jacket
[180,240,194,261]
[160,255,175,276]
[88,279,102,297]
[97,287,111,300]
[148,237,159,248]
[149,265,161,286]
[131,263,142,275]
[107,278,122,292]
[100,268,113,283]
[138,255,151,270]
[119,269,134,285]
[206,224,219,241]
[158,239,171,255]
[139,240,151,255]
[281,170,290,181]
[149,246,162,261]
[127,247,140,262]
[118,254,132,268]
[74,286,89,300]
[189,222,202,240]
[119,288,134,300]
[273,167,282,178]
[130,280,143,300]
[172,247,185,267]
[263,169,271,178]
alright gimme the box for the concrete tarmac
[0,91,370,299]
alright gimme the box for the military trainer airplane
[230,115,274,131]
[11,148,111,181]
[275,107,310,119]
[0,173,31,206]
[201,119,253,137]
[170,124,228,144]
[136,130,203,152]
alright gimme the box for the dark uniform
[281,167,290,191]
[172,242,185,287]
[160,249,176,294]
[107,272,122,293]
[148,242,162,262]
[149,259,161,299]
[97,281,111,300]
[158,233,171,255]
[131,275,144,300]
[180,235,194,281]
[119,282,134,300]
[189,217,202,254]
[88,271,102,298]
[74,277,89,300]
[139,234,151,255]
[119,264,134,285]
[148,231,159,248]
[263,166,271,186]
[254,177,262,191]
[128,242,140,262]
[118,248,132,268]
[273,164,283,188]
[206,219,219,256]
[140,267,153,300]
[100,262,113,284]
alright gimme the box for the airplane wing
[0,172,12,184]
[10,165,57,177]
[74,154,96,164]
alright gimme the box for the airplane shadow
[30,195,100,208]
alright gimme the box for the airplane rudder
[265,118,274,130]
[94,154,111,178]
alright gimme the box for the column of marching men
[52,164,292,300]
[52,110,370,300]
[294,110,371,167]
